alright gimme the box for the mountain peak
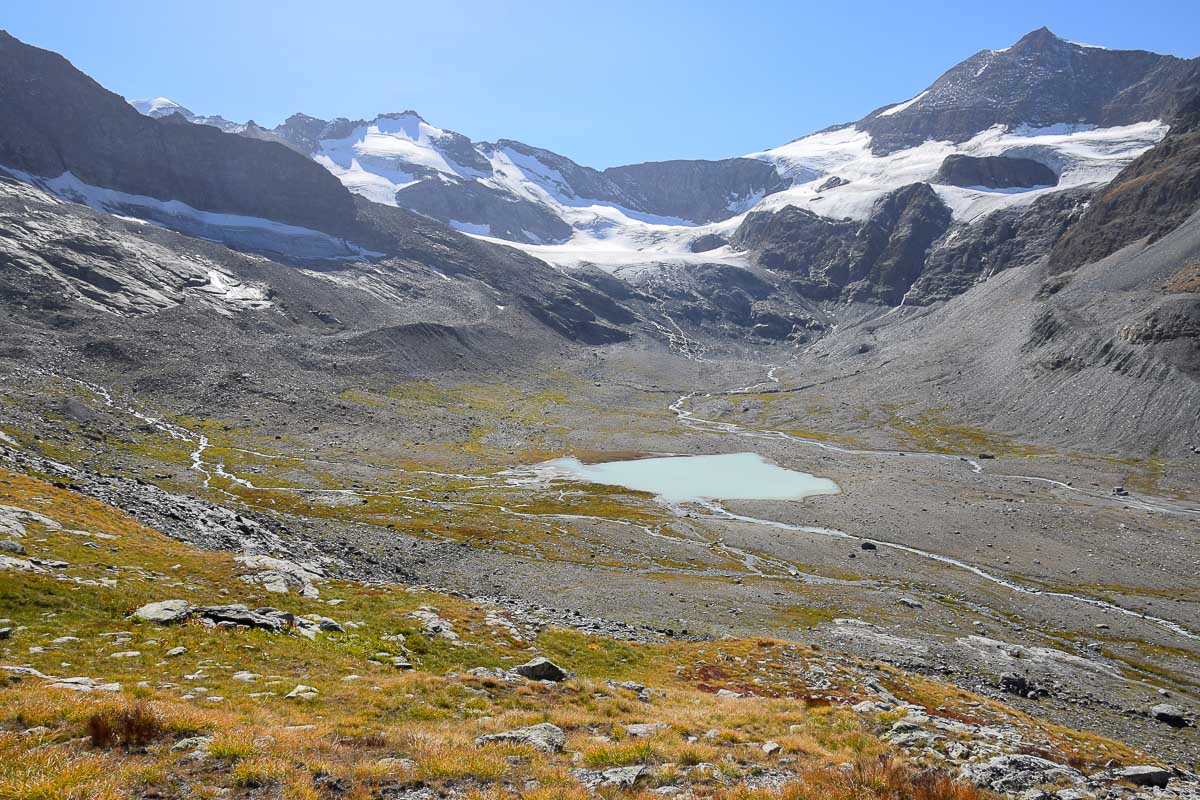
[857,26,1189,153]
[376,109,426,123]
[1010,26,1063,50]
[131,97,193,118]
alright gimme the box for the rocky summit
[0,12,1198,800]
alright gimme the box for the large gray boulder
[513,657,568,682]
[1113,765,1172,788]
[1149,703,1191,728]
[132,599,191,624]
[476,723,565,754]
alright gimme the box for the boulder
[513,656,567,682]
[408,608,460,642]
[285,684,318,700]
[307,615,344,633]
[598,765,646,787]
[193,604,287,632]
[1149,703,1190,727]
[476,722,565,754]
[573,765,647,789]
[961,755,1084,793]
[132,599,191,625]
[171,735,213,753]
[1112,765,1171,788]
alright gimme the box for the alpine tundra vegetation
[0,5,1198,799]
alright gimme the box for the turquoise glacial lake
[546,452,839,503]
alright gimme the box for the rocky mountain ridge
[143,107,790,244]
[858,27,1200,154]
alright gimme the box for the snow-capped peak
[130,97,191,118]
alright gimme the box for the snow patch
[130,97,187,116]
[0,166,382,262]
[448,220,491,236]
[877,91,928,117]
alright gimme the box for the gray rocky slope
[857,26,1200,154]
[799,206,1200,457]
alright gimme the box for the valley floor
[2,335,1198,789]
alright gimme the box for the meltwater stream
[541,451,1200,643]
[38,368,1200,643]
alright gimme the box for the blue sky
[5,0,1198,167]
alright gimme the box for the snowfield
[748,120,1166,223]
[500,118,1163,271]
[125,98,1166,275]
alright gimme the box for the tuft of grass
[581,738,658,768]
[207,732,260,760]
[0,732,125,800]
[86,702,167,750]
[231,758,292,788]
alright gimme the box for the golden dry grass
[0,467,1149,799]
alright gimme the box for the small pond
[544,452,838,503]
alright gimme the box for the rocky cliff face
[393,178,572,244]
[911,186,1094,304]
[0,31,358,237]
[602,158,788,223]
[733,183,952,304]
[932,154,1058,189]
[1049,87,1200,273]
[859,28,1200,154]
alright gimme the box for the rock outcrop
[733,183,952,304]
[910,186,1094,304]
[932,154,1058,189]
[1050,87,1200,273]
[602,158,787,223]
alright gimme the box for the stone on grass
[762,741,782,755]
[625,722,668,738]
[285,684,319,700]
[171,735,213,752]
[133,599,191,624]
[476,722,565,753]
[512,656,567,682]
[599,765,646,787]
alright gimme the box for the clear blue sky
[5,0,1198,167]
